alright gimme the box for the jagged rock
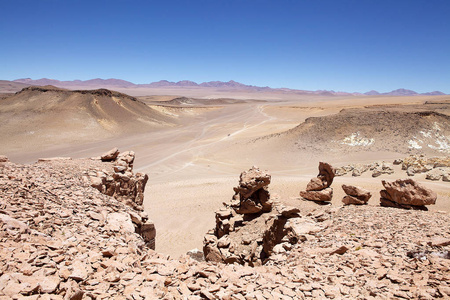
[380,179,437,209]
[101,147,120,161]
[0,155,8,162]
[231,166,272,214]
[87,158,148,209]
[341,184,371,205]
[300,188,333,202]
[306,162,335,191]
[204,168,322,265]
[301,162,335,202]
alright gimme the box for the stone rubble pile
[1,156,449,299]
[341,184,372,205]
[300,162,335,202]
[380,179,437,210]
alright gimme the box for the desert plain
[1,83,449,257]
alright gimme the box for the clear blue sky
[1,0,449,93]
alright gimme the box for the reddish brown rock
[231,166,272,214]
[380,179,437,207]
[342,195,367,205]
[341,184,371,205]
[0,155,8,162]
[301,162,335,202]
[101,147,120,161]
[300,187,333,202]
[306,162,336,191]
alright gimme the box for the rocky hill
[263,103,450,156]
[0,86,176,152]
[1,154,449,299]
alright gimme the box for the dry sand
[1,89,449,257]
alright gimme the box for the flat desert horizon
[1,83,449,257]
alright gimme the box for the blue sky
[1,0,449,93]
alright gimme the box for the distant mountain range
[11,78,447,96]
[364,88,445,96]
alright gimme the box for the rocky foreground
[1,156,449,299]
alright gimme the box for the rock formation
[203,167,324,266]
[342,184,372,205]
[300,162,335,202]
[230,166,272,214]
[86,149,148,210]
[84,149,154,248]
[380,179,437,210]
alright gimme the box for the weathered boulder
[101,147,120,161]
[0,155,8,163]
[300,188,333,202]
[426,168,447,181]
[300,162,335,202]
[380,179,437,209]
[306,162,335,191]
[341,184,371,205]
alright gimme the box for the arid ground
[1,86,449,257]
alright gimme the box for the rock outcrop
[300,162,335,202]
[204,167,325,266]
[380,179,437,210]
[342,184,372,205]
[229,166,272,214]
[83,149,154,248]
[86,149,148,210]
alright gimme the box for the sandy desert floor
[2,91,449,257]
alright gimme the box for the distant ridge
[11,78,447,96]
[364,88,446,96]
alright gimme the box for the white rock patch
[340,132,374,147]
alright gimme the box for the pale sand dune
[2,91,449,258]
